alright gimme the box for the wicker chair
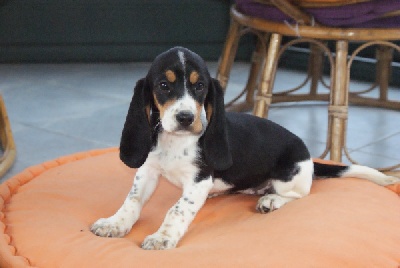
[0,95,16,177]
[217,0,400,175]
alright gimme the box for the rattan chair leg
[216,18,241,92]
[244,39,265,105]
[309,43,324,95]
[226,37,266,112]
[329,40,349,162]
[0,95,16,178]
[377,46,393,102]
[254,33,282,118]
[348,45,399,110]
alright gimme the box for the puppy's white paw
[256,194,288,214]
[141,232,177,250]
[90,217,132,238]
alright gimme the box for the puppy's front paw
[141,233,177,250]
[90,217,131,238]
[256,194,287,214]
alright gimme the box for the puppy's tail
[313,162,400,186]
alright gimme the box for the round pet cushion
[1,148,400,267]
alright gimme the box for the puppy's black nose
[176,111,194,127]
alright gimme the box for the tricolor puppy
[91,47,400,250]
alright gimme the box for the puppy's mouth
[167,127,201,136]
[160,124,204,136]
[174,129,194,135]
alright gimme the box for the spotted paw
[141,233,177,250]
[256,194,290,214]
[90,217,131,238]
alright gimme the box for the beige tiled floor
[1,62,399,183]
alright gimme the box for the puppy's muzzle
[176,111,194,127]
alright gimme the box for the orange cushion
[1,148,400,267]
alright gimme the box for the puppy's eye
[159,81,169,91]
[195,82,205,91]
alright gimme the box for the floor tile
[1,124,108,181]
[345,107,400,150]
[340,150,399,170]
[2,83,127,126]
[45,103,128,146]
[354,132,400,161]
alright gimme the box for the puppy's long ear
[203,78,233,170]
[120,78,152,168]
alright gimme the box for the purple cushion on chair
[236,0,400,28]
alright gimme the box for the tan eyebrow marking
[189,71,199,84]
[165,70,176,83]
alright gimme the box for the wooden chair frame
[217,4,400,175]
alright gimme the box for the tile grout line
[13,122,116,147]
[347,131,400,153]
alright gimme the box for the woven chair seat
[238,0,400,27]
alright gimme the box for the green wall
[0,0,398,85]
[0,0,252,62]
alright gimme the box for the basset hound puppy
[91,47,399,250]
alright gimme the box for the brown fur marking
[153,93,176,118]
[206,103,213,122]
[189,71,199,84]
[192,103,204,134]
[165,70,176,83]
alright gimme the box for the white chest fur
[147,132,200,188]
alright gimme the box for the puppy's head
[147,47,210,135]
[120,47,232,170]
